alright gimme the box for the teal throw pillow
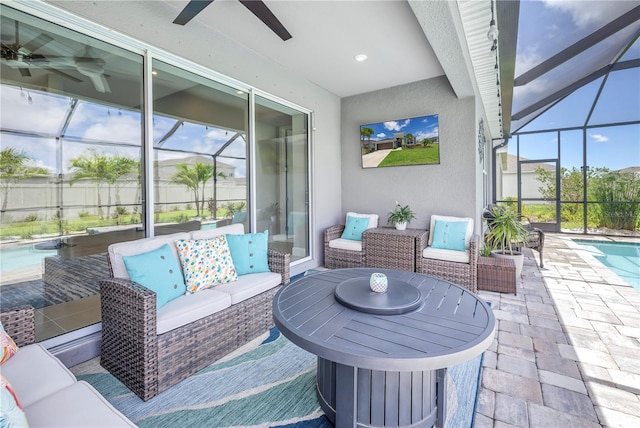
[123,243,187,309]
[226,231,270,275]
[340,215,370,241]
[431,220,468,251]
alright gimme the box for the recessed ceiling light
[354,54,368,62]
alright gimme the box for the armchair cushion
[431,219,469,251]
[328,238,363,252]
[423,247,470,264]
[341,215,371,241]
[345,212,379,229]
[428,215,474,249]
[123,243,187,309]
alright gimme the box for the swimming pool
[573,240,640,290]
[0,244,57,273]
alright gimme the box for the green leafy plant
[387,201,416,225]
[480,239,496,257]
[485,205,529,255]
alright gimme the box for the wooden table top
[273,268,495,371]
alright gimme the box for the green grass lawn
[378,146,439,167]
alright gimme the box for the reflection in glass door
[255,96,309,261]
[519,159,559,232]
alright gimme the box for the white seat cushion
[25,381,135,427]
[422,247,470,264]
[157,288,231,334]
[1,344,76,408]
[108,232,191,279]
[213,272,281,304]
[428,215,474,249]
[328,238,363,251]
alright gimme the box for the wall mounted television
[360,113,440,168]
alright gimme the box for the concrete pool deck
[475,233,640,427]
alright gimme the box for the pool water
[573,240,640,290]
[0,245,57,273]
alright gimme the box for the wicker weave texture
[100,248,290,401]
[0,306,35,347]
[324,225,365,269]
[416,234,479,293]
[477,257,516,294]
[364,228,428,272]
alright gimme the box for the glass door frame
[517,158,561,232]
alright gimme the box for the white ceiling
[158,0,445,98]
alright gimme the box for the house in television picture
[495,152,556,201]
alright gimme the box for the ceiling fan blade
[45,67,83,82]
[19,68,32,77]
[239,0,291,41]
[173,0,214,25]
[20,33,54,55]
[87,73,111,93]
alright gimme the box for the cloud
[542,0,634,29]
[383,119,410,132]
[376,133,386,139]
[590,133,609,143]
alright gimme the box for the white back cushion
[108,232,190,279]
[346,212,379,229]
[428,215,474,248]
[190,223,244,240]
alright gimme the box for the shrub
[23,213,38,222]
[591,171,640,230]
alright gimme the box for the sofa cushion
[226,231,270,275]
[422,247,470,264]
[1,343,76,408]
[108,232,190,279]
[123,243,187,308]
[1,373,28,427]
[156,289,232,334]
[431,219,469,251]
[0,320,18,364]
[428,215,474,249]
[190,223,244,240]
[328,238,363,252]
[176,237,238,293]
[340,215,370,241]
[213,272,281,304]
[24,381,136,427]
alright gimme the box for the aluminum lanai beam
[514,5,640,87]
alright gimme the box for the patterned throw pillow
[176,236,238,294]
[0,321,18,364]
[1,373,29,427]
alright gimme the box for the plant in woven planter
[485,204,529,277]
[388,201,416,231]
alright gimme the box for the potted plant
[387,201,416,231]
[484,204,529,277]
[262,202,281,221]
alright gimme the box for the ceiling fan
[2,25,110,93]
[173,0,292,41]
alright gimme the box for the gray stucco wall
[340,76,477,231]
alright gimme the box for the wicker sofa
[99,223,290,401]
[0,306,135,427]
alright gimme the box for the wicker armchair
[100,247,290,401]
[0,306,36,348]
[324,213,379,269]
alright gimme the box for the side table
[477,256,517,294]
[363,227,428,272]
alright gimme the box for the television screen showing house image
[360,114,440,168]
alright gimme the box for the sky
[360,114,439,143]
[510,0,640,171]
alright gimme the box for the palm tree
[360,127,374,152]
[0,148,48,219]
[171,162,225,217]
[107,155,138,207]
